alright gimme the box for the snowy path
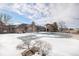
[0,33,79,56]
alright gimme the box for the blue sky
[0,8,32,25]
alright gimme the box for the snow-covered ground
[0,32,79,56]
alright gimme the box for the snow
[39,37,79,56]
[0,33,31,56]
[0,32,79,56]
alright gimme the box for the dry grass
[70,33,79,40]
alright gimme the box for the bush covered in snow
[30,40,52,56]
[21,47,40,56]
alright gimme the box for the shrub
[30,40,52,56]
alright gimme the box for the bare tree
[58,21,67,32]
[0,13,11,24]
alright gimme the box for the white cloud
[0,3,79,28]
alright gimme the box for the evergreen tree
[53,22,58,32]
